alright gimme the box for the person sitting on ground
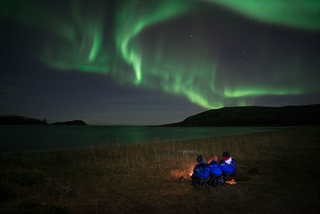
[191,155,210,186]
[208,155,224,186]
[208,155,222,177]
[219,152,237,185]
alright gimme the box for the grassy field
[1,126,319,213]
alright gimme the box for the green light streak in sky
[1,1,108,72]
[113,0,319,108]
[115,0,192,84]
[1,0,319,109]
[224,87,304,98]
[210,0,320,31]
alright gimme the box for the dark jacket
[191,161,210,178]
[208,160,222,176]
[220,157,236,174]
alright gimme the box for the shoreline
[1,126,290,154]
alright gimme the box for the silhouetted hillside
[0,115,87,125]
[51,120,87,125]
[163,104,320,127]
[0,115,47,125]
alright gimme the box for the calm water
[0,125,279,153]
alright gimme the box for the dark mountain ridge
[1,104,319,126]
[0,115,47,125]
[0,115,87,125]
[51,120,87,125]
[163,104,320,127]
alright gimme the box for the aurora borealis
[1,0,319,125]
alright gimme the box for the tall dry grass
[1,126,319,213]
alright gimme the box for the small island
[51,120,88,126]
[0,115,87,125]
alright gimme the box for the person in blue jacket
[208,155,222,177]
[208,155,224,186]
[191,155,210,186]
[219,151,237,184]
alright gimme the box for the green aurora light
[1,0,319,109]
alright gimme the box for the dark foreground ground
[1,126,319,213]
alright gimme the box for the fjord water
[0,125,279,153]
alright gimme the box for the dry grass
[1,126,319,213]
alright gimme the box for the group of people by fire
[191,152,237,187]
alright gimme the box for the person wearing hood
[219,152,237,185]
[208,155,222,177]
[208,155,224,187]
[191,155,210,186]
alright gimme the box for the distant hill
[0,115,47,125]
[51,120,87,125]
[163,104,320,127]
[0,115,87,125]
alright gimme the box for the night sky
[1,0,319,125]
